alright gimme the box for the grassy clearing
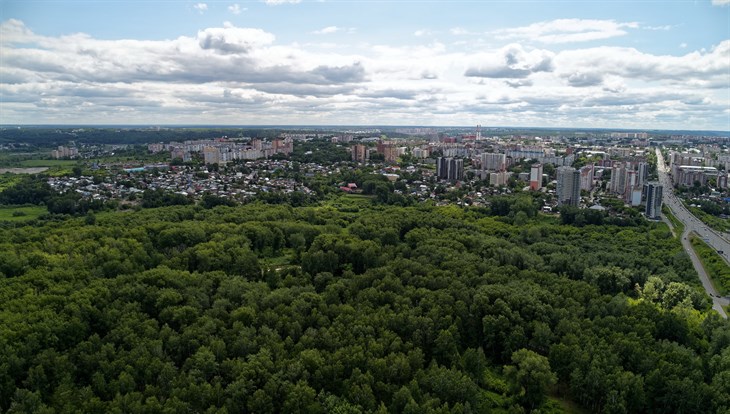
[94,153,169,164]
[18,159,79,167]
[0,152,49,167]
[324,193,375,211]
[690,235,730,296]
[0,205,47,222]
[663,205,684,237]
[45,167,75,177]
[548,395,588,414]
[0,157,80,176]
[341,193,375,200]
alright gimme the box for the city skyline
[1,0,729,130]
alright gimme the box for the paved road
[656,148,729,318]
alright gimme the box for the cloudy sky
[1,0,729,130]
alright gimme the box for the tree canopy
[0,202,727,413]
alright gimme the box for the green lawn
[690,234,730,296]
[324,193,376,210]
[0,205,47,222]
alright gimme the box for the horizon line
[2,124,729,135]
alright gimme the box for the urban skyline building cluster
[608,160,649,206]
[668,150,729,189]
[52,146,79,159]
[148,138,293,164]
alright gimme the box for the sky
[1,0,729,130]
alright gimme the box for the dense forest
[1,201,729,413]
[0,128,288,147]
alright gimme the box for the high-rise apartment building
[637,162,648,186]
[448,158,464,181]
[556,166,580,207]
[377,140,399,163]
[437,157,448,179]
[610,162,627,196]
[625,170,638,202]
[351,144,368,164]
[718,174,728,190]
[52,146,79,159]
[530,163,543,190]
[644,183,663,219]
[203,146,221,165]
[579,164,594,191]
[481,153,506,171]
[437,157,464,182]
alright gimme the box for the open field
[0,156,81,174]
[0,152,49,167]
[20,159,81,168]
[0,205,47,222]
[324,193,376,210]
[18,159,79,167]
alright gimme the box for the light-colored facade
[489,171,511,187]
[481,153,506,171]
[579,164,594,191]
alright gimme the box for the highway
[656,148,729,318]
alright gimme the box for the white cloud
[450,27,469,35]
[712,0,730,6]
[0,18,727,130]
[228,4,245,14]
[679,42,688,48]
[414,29,430,37]
[553,41,730,85]
[193,3,208,13]
[197,25,275,53]
[643,24,673,31]
[313,26,340,35]
[0,18,36,42]
[465,44,554,79]
[312,26,355,35]
[263,0,301,5]
[494,19,638,43]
